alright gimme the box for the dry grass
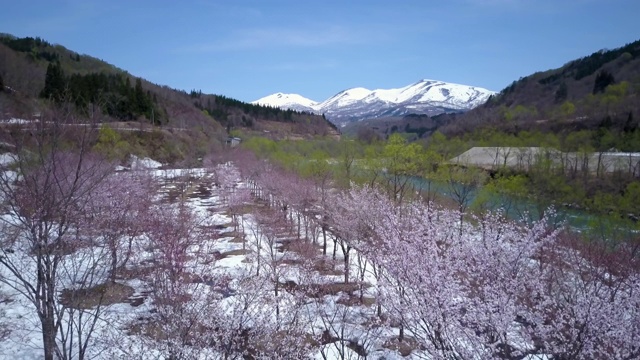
[228,236,246,243]
[382,336,422,357]
[220,249,251,257]
[312,258,343,276]
[191,183,213,199]
[336,295,377,307]
[60,282,135,309]
[116,264,156,280]
[281,280,368,298]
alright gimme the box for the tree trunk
[343,246,350,284]
[332,238,337,260]
[39,256,59,360]
[110,242,118,283]
[322,225,327,256]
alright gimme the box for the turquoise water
[409,176,637,237]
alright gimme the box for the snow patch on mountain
[252,93,318,113]
[252,79,495,124]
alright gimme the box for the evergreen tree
[624,111,635,133]
[39,61,66,102]
[593,70,615,94]
[134,78,152,117]
[554,82,568,102]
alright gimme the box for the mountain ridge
[252,79,495,125]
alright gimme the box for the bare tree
[0,113,117,360]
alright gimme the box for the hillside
[340,39,640,144]
[436,39,640,136]
[0,34,338,143]
[341,113,449,142]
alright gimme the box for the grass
[220,248,251,257]
[228,235,246,243]
[115,264,156,280]
[382,335,422,357]
[312,258,343,276]
[60,282,135,309]
[336,294,376,307]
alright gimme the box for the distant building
[449,147,640,176]
[226,137,241,147]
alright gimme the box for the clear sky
[2,0,639,103]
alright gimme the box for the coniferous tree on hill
[554,82,568,103]
[39,61,65,102]
[593,70,615,94]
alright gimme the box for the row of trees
[246,128,640,220]
[0,113,159,359]
[0,113,330,359]
[1,110,637,358]
[0,35,59,62]
[217,147,640,359]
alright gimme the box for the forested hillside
[345,39,640,150]
[0,34,337,142]
[438,38,640,136]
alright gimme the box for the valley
[0,25,639,360]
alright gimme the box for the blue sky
[2,0,639,102]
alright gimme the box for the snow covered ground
[0,167,415,359]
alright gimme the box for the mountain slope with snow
[252,79,495,124]
[252,93,318,113]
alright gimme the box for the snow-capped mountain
[252,79,495,124]
[252,93,318,113]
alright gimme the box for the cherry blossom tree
[142,201,219,359]
[89,171,156,283]
[0,114,122,360]
[334,184,639,359]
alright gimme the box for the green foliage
[0,34,59,62]
[300,150,332,183]
[621,181,640,215]
[473,173,528,213]
[435,125,640,221]
[242,137,279,158]
[574,41,640,80]
[92,125,130,161]
[598,81,629,110]
[502,104,538,121]
[437,163,488,213]
[383,134,426,178]
[425,131,468,159]
[559,101,576,117]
